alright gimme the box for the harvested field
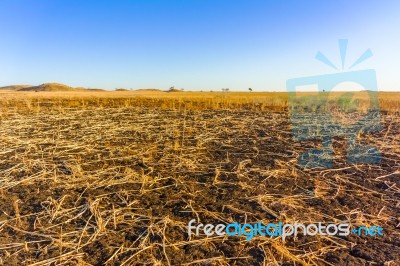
[0,91,399,265]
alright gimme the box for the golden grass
[0,90,399,113]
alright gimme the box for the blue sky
[0,0,399,91]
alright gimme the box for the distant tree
[248,88,252,92]
[168,86,181,92]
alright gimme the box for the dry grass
[0,91,399,265]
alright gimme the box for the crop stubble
[0,92,399,265]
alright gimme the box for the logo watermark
[187,219,383,241]
[286,39,381,168]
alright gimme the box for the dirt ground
[0,103,399,265]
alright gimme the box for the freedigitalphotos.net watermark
[187,219,383,241]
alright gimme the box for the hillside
[1,83,165,92]
[19,83,77,92]
[16,83,105,92]
[0,85,32,91]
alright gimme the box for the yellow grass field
[0,90,399,112]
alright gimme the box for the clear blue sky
[0,0,399,91]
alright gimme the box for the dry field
[0,91,399,265]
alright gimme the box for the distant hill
[0,83,167,92]
[134,88,162,92]
[19,83,77,92]
[0,85,32,91]
[12,83,105,92]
